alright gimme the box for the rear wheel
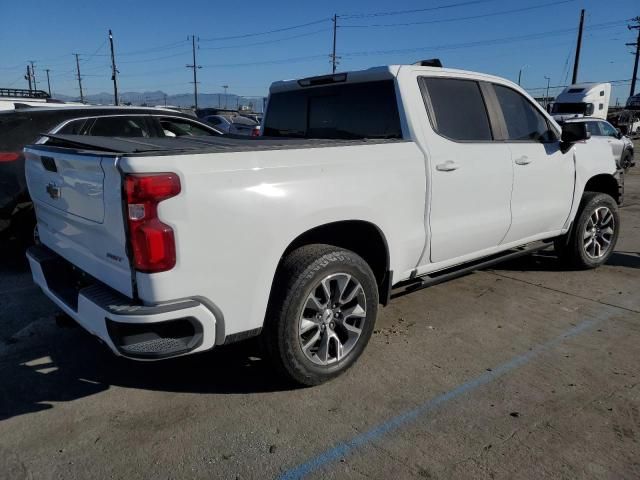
[264,244,378,386]
[555,192,619,269]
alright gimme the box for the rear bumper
[27,245,218,360]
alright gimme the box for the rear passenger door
[491,84,574,243]
[419,77,513,264]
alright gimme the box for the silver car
[563,117,635,171]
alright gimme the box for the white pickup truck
[24,64,623,385]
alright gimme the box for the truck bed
[36,133,406,156]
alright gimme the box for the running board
[390,240,553,300]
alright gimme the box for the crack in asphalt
[485,271,640,315]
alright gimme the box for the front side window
[583,121,602,137]
[88,116,151,137]
[159,118,217,137]
[599,122,618,137]
[494,85,554,142]
[421,77,492,141]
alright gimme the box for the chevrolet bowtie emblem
[46,183,61,200]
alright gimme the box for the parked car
[0,106,221,242]
[561,117,635,171]
[203,114,260,136]
[24,63,622,386]
[0,87,82,111]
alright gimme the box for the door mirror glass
[561,122,590,143]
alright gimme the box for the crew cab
[24,64,623,386]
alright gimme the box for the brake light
[0,152,21,162]
[124,173,181,273]
[251,127,260,137]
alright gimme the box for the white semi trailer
[551,82,611,121]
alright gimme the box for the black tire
[621,151,633,172]
[263,244,378,386]
[555,192,619,269]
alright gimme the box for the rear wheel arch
[271,220,391,306]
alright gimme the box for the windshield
[552,102,593,115]
[263,80,402,139]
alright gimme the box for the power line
[340,20,630,59]
[199,29,329,51]
[200,18,330,42]
[341,0,574,28]
[340,0,497,19]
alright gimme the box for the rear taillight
[0,152,21,162]
[251,127,260,137]
[124,173,181,273]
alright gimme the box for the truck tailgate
[25,146,133,298]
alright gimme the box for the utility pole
[186,35,201,110]
[572,9,585,84]
[109,29,119,105]
[45,69,52,96]
[544,76,551,107]
[331,14,339,74]
[222,85,228,108]
[74,54,84,103]
[29,61,38,90]
[627,17,640,97]
[25,65,33,91]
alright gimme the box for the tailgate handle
[41,156,58,172]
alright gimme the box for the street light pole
[517,65,529,86]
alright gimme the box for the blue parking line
[279,311,613,480]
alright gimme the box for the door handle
[514,155,531,165]
[436,161,460,172]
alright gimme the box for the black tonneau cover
[35,134,405,156]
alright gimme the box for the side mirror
[615,129,623,139]
[561,122,590,144]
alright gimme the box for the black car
[0,106,222,243]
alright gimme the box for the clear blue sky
[1,0,638,103]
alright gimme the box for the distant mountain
[54,91,266,112]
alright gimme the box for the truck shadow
[0,326,292,422]
[493,250,640,272]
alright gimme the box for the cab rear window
[263,80,402,139]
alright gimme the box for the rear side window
[494,85,554,142]
[263,80,402,139]
[421,78,492,141]
[57,118,87,135]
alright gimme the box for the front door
[491,84,575,243]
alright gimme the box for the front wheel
[264,244,378,386]
[555,192,619,269]
[621,151,634,172]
